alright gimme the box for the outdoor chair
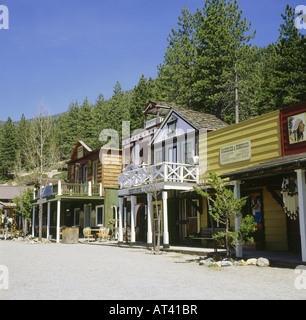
[97,227,111,242]
[83,227,94,242]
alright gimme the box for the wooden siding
[100,150,122,196]
[67,147,122,196]
[262,188,288,251]
[201,110,282,178]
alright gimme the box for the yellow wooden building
[198,109,292,253]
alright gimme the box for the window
[186,199,200,234]
[82,165,88,183]
[167,116,178,135]
[77,146,83,159]
[168,122,176,135]
[155,149,162,164]
[184,141,194,164]
[75,167,79,183]
[84,204,92,228]
[96,205,104,226]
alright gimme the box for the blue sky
[0,0,305,121]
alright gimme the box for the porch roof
[220,152,306,181]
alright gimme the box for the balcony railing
[34,181,103,200]
[118,162,199,189]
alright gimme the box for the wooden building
[0,186,30,236]
[32,141,122,242]
[200,101,306,261]
[117,101,227,247]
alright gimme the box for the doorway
[136,204,147,242]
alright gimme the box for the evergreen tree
[193,0,255,122]
[157,0,256,123]
[78,97,97,148]
[16,114,30,169]
[56,100,81,158]
[109,81,130,144]
[0,117,18,178]
[130,75,153,132]
[157,7,197,108]
[260,5,306,110]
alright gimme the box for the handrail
[34,182,103,199]
[118,162,199,188]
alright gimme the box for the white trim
[151,109,198,145]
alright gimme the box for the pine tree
[0,117,18,178]
[78,97,97,148]
[56,100,81,158]
[193,0,255,122]
[262,5,306,109]
[110,81,130,145]
[157,0,256,123]
[16,114,30,169]
[130,75,152,132]
[157,7,197,108]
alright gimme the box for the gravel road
[0,240,305,300]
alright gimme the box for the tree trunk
[234,63,239,124]
[226,220,231,259]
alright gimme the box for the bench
[189,228,229,240]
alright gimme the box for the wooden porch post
[47,201,50,240]
[296,169,306,262]
[32,205,35,237]
[118,197,123,244]
[147,194,153,247]
[162,191,170,248]
[130,195,136,244]
[233,180,242,258]
[56,199,61,243]
[88,181,92,196]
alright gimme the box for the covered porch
[222,152,306,262]
[32,181,118,243]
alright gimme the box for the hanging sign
[220,140,251,165]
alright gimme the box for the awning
[220,152,306,181]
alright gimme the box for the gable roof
[70,140,92,160]
[169,104,228,131]
[0,186,29,201]
[145,101,228,131]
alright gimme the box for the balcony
[118,162,199,189]
[34,181,103,200]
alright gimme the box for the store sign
[128,188,143,194]
[220,140,251,165]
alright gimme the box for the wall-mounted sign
[288,112,306,144]
[220,140,251,165]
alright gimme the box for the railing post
[99,183,103,196]
[164,163,168,182]
[58,180,62,196]
[180,165,184,183]
[196,167,199,183]
[88,181,92,196]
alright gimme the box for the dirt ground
[0,240,305,300]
